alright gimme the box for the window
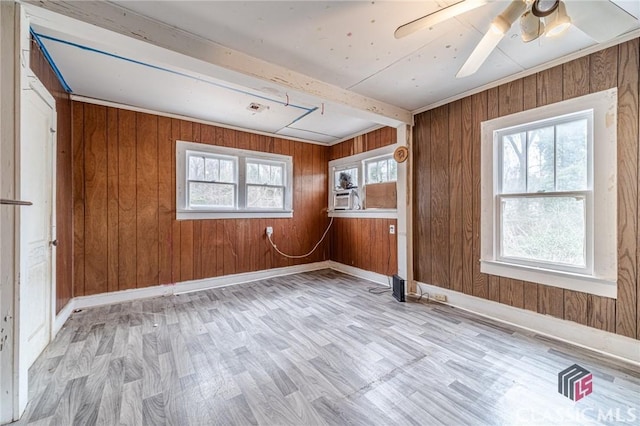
[177,141,293,219]
[328,145,398,217]
[481,88,617,298]
[497,113,591,273]
[187,153,236,209]
[365,156,397,184]
[246,160,285,209]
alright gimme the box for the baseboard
[416,281,640,366]
[327,261,391,286]
[53,299,75,336]
[53,261,331,332]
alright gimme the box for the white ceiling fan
[395,0,639,78]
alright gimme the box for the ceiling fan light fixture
[520,10,545,42]
[532,0,559,18]
[544,1,571,37]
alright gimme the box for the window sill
[328,209,397,219]
[480,260,616,299]
[177,210,293,220]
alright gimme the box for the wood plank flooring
[14,270,640,425]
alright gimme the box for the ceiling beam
[23,0,412,126]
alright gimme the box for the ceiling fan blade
[565,0,639,43]
[394,0,488,39]
[456,28,504,78]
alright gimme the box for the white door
[19,79,56,370]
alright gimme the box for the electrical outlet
[265,226,273,236]
[434,294,447,303]
[389,225,395,234]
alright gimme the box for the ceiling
[24,1,640,145]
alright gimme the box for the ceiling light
[520,10,545,42]
[532,0,559,18]
[544,1,571,37]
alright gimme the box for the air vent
[247,102,268,113]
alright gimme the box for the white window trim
[327,144,398,219]
[480,88,617,299]
[177,141,293,220]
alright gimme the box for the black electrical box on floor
[392,275,405,302]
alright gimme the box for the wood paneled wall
[329,127,398,275]
[413,39,640,339]
[30,39,73,313]
[72,102,329,295]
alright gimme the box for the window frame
[480,88,617,299]
[177,141,293,219]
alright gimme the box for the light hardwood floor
[14,270,640,425]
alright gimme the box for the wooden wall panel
[71,102,329,292]
[72,103,85,296]
[31,38,73,311]
[471,93,488,299]
[431,106,450,288]
[83,105,109,296]
[413,38,640,340]
[449,101,463,293]
[136,113,159,288]
[117,110,137,291]
[461,98,474,295]
[328,126,399,276]
[106,109,119,293]
[616,39,639,338]
[413,113,431,283]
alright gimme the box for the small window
[177,141,293,219]
[187,152,237,209]
[334,167,358,190]
[365,156,397,184]
[246,160,286,209]
[480,88,617,298]
[327,144,398,217]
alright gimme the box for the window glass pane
[335,168,358,189]
[188,155,205,181]
[379,160,388,182]
[258,164,271,184]
[389,159,397,181]
[204,158,219,182]
[501,196,585,267]
[189,182,235,208]
[367,162,378,184]
[246,162,259,184]
[247,185,284,209]
[219,159,235,183]
[501,132,526,193]
[527,126,555,193]
[270,165,283,186]
[556,119,588,191]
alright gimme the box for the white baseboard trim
[53,299,75,336]
[53,261,331,332]
[327,261,391,286]
[416,281,640,366]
